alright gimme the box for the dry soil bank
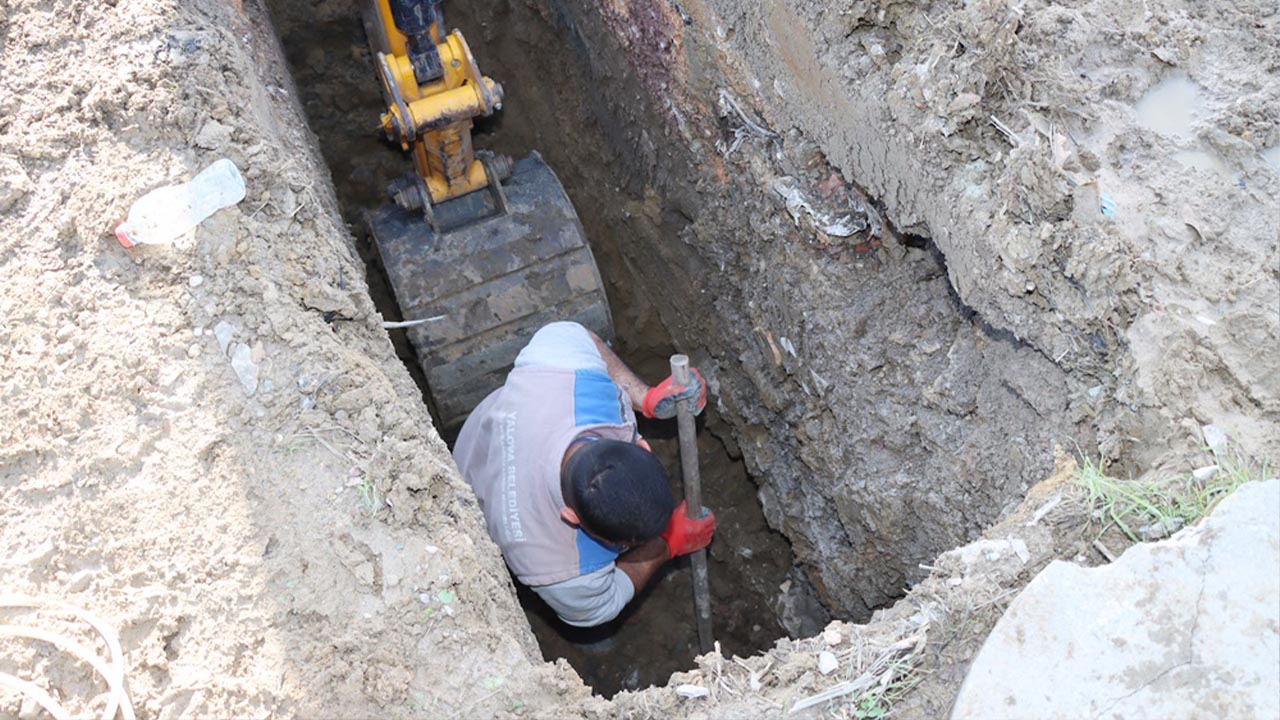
[1,0,581,716]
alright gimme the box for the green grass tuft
[1074,447,1270,542]
[356,474,380,514]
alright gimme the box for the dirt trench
[266,0,1086,695]
[3,0,1275,716]
[266,2,820,696]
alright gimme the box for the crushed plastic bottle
[115,158,246,247]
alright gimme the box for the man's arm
[586,329,650,409]
[615,537,669,591]
[529,539,670,628]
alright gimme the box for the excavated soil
[2,0,1276,717]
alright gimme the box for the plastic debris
[772,176,867,238]
[817,651,839,675]
[382,315,445,329]
[717,89,779,157]
[116,158,246,247]
[675,684,709,699]
[1099,192,1117,217]
[779,336,797,358]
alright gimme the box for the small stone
[1202,424,1228,452]
[1192,465,1220,482]
[65,568,96,593]
[230,344,259,395]
[194,119,232,150]
[823,628,844,646]
[1138,516,1185,541]
[817,651,839,675]
[947,92,982,114]
[157,364,183,388]
[187,343,201,358]
[213,320,236,356]
[0,156,32,213]
[189,274,204,288]
[675,684,709,699]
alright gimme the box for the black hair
[564,439,674,545]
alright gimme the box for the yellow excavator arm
[362,0,509,216]
[360,0,614,432]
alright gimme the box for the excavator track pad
[367,152,614,431]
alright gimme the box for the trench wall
[463,0,1084,617]
[461,0,1280,618]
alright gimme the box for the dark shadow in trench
[265,0,825,698]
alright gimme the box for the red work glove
[641,368,707,419]
[661,500,716,559]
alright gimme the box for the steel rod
[670,354,713,653]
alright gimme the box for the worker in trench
[452,321,717,627]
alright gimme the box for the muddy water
[1135,74,1232,178]
[267,1,811,697]
[1135,74,1203,139]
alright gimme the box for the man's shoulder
[514,322,606,373]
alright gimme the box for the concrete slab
[952,480,1280,720]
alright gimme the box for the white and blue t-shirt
[453,322,639,627]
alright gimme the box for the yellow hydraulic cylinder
[372,1,504,208]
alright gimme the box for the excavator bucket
[367,152,614,431]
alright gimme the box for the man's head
[560,439,674,545]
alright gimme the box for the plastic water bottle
[115,158,246,247]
